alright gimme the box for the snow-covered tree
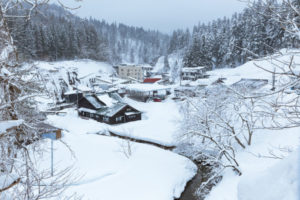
[0,1,78,198]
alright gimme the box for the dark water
[178,164,217,200]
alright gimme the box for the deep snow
[44,109,197,200]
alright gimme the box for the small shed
[38,123,62,140]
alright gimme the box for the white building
[116,65,144,82]
[181,66,206,81]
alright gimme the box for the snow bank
[109,98,181,146]
[153,56,165,73]
[0,120,23,133]
[47,109,108,135]
[35,59,114,78]
[208,50,300,86]
[125,83,171,92]
[41,108,197,200]
[204,50,300,200]
[238,150,299,200]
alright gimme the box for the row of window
[81,111,137,122]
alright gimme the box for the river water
[178,163,217,200]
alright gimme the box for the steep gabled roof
[85,95,105,109]
[97,103,128,117]
[97,103,140,118]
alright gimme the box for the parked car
[153,97,162,102]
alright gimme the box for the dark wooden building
[78,95,141,124]
[62,91,83,103]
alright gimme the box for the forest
[7,4,169,64]
[8,1,300,70]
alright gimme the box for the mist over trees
[7,4,169,64]
[8,1,300,70]
[168,0,300,70]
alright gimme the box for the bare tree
[0,0,81,199]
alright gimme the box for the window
[127,115,135,119]
[103,116,109,122]
[116,116,124,122]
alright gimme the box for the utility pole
[51,139,54,176]
[180,68,182,86]
[271,68,276,91]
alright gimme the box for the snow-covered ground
[208,49,300,85]
[30,60,116,103]
[34,59,114,78]
[202,50,300,200]
[109,97,181,146]
[205,127,300,200]
[33,49,300,200]
[44,110,196,200]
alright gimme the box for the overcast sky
[68,0,246,33]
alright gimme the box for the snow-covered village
[1,0,300,200]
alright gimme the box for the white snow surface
[109,98,181,146]
[124,83,171,92]
[0,120,23,133]
[205,116,300,200]
[29,60,115,102]
[204,49,300,200]
[238,150,299,200]
[97,93,116,107]
[207,49,300,86]
[44,109,197,200]
[34,59,114,78]
[153,56,165,73]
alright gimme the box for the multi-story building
[181,66,206,81]
[116,65,144,81]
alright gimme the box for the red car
[153,97,162,102]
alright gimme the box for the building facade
[181,66,206,81]
[78,94,141,124]
[117,65,144,81]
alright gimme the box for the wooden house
[181,66,207,81]
[63,91,83,103]
[78,94,141,124]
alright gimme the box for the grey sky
[69,0,246,33]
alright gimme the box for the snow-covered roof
[125,112,140,116]
[97,103,128,117]
[64,90,82,95]
[142,65,153,69]
[125,84,171,92]
[97,94,117,107]
[182,66,205,73]
[75,85,92,92]
[85,95,104,109]
[231,78,268,90]
[0,120,23,133]
[78,107,97,114]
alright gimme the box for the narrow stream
[103,131,216,200]
[178,163,216,200]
